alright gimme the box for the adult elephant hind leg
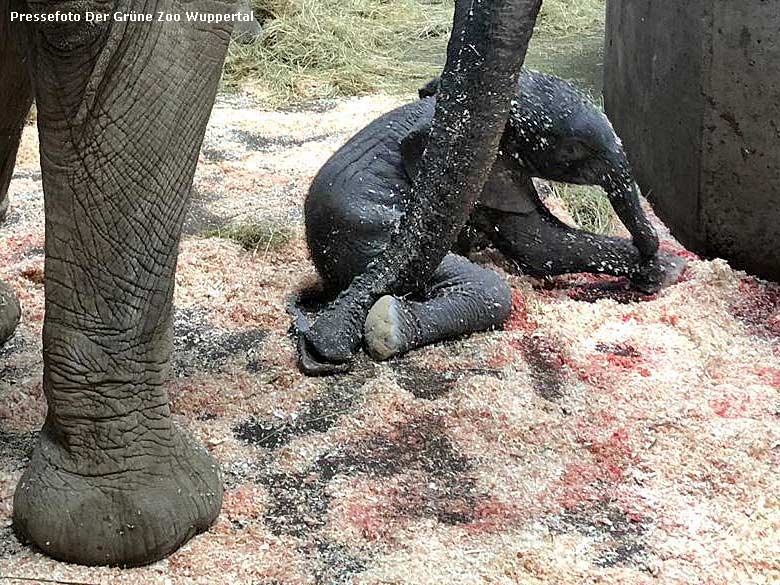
[0,0,33,346]
[12,0,233,567]
[364,254,512,360]
[0,0,33,223]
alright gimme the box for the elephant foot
[0,280,21,346]
[629,251,687,294]
[13,425,222,567]
[0,194,8,223]
[364,295,411,361]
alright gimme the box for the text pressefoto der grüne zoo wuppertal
[9,10,255,23]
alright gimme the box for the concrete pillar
[604,0,780,281]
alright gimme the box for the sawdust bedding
[0,93,778,585]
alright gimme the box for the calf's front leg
[471,205,685,293]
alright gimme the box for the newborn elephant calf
[304,69,684,362]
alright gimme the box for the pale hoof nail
[631,252,687,294]
[364,295,407,361]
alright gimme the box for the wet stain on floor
[173,309,267,376]
[232,381,364,450]
[549,503,648,569]
[391,362,502,400]
[518,335,567,402]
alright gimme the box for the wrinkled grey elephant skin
[0,0,32,347]
[1,0,234,567]
[0,280,20,346]
[297,0,545,372]
[301,69,684,369]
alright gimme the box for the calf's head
[503,70,632,196]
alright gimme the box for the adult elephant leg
[0,0,32,346]
[364,254,511,360]
[0,0,33,223]
[472,206,685,293]
[302,0,543,368]
[12,0,233,567]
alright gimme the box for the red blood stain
[660,240,700,262]
[624,510,645,523]
[520,272,662,304]
[595,342,640,358]
[578,344,648,388]
[754,367,780,389]
[490,333,568,381]
[462,498,522,535]
[659,308,681,326]
[343,486,524,540]
[769,313,780,334]
[486,350,512,369]
[509,336,565,367]
[560,425,637,509]
[488,291,540,367]
[710,396,751,418]
[504,290,537,333]
[222,484,267,521]
[20,265,44,285]
[0,233,44,264]
[576,273,618,285]
[559,464,612,509]
[579,427,635,478]
[567,280,657,304]
[344,498,394,542]
[675,250,700,262]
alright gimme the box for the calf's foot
[364,295,414,361]
[0,193,8,223]
[364,255,512,361]
[629,251,686,294]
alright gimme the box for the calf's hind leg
[364,254,512,360]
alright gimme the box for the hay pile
[0,93,778,584]
[223,0,607,103]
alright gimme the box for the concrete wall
[604,0,780,281]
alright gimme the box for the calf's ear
[400,123,431,180]
[477,154,538,215]
[557,136,593,164]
